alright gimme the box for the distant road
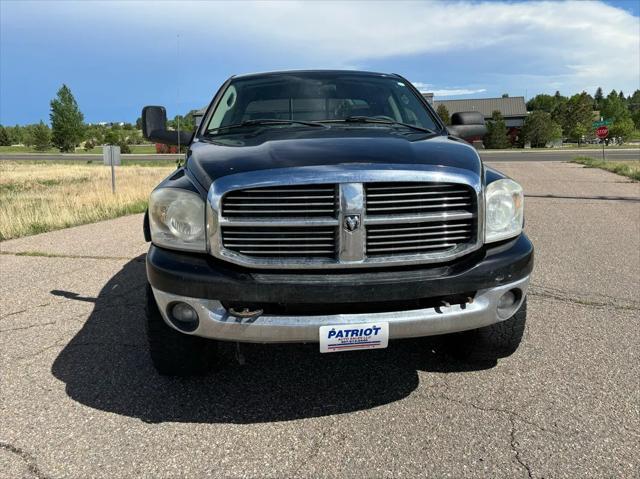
[0,153,182,161]
[480,148,639,162]
[0,149,638,162]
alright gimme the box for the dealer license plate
[319,322,389,353]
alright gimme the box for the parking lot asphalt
[1,161,639,478]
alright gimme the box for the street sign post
[103,145,121,193]
[592,119,612,128]
[595,126,609,162]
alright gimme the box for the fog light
[497,290,519,320]
[168,302,199,332]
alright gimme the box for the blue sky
[1,0,638,125]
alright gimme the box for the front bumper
[147,233,533,342]
[152,275,529,342]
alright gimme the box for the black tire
[145,284,216,376]
[447,299,527,361]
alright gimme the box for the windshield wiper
[207,119,328,135]
[321,116,435,134]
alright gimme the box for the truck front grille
[365,182,474,215]
[365,220,475,256]
[222,184,337,218]
[212,171,481,268]
[221,226,337,258]
[363,182,475,257]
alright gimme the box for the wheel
[447,299,527,361]
[145,284,216,376]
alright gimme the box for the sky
[1,0,639,125]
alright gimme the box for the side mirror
[447,111,487,140]
[142,106,192,146]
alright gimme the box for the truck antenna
[176,33,181,157]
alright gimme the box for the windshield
[204,72,440,134]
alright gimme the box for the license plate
[319,322,389,353]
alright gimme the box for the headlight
[149,188,206,252]
[485,179,524,243]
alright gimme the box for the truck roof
[231,69,401,81]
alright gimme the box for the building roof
[429,96,527,118]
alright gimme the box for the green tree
[522,111,562,147]
[104,130,120,145]
[609,118,635,141]
[104,129,131,153]
[32,121,51,152]
[526,92,567,114]
[600,90,632,123]
[594,87,604,110]
[0,125,10,146]
[7,125,24,145]
[628,90,640,113]
[436,104,450,125]
[50,84,85,152]
[22,124,37,147]
[484,110,510,149]
[554,92,594,142]
[168,113,196,132]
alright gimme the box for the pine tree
[594,87,603,109]
[0,125,10,146]
[522,111,562,148]
[50,84,85,152]
[484,110,510,149]
[436,104,450,125]
[32,121,51,152]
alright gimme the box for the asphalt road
[1,162,639,478]
[0,148,638,163]
[480,148,639,162]
[0,153,183,161]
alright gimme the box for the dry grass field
[0,161,175,240]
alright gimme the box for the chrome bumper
[151,276,529,343]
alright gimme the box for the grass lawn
[0,161,176,240]
[0,144,159,154]
[571,157,640,181]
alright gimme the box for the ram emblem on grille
[344,215,361,232]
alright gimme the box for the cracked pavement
[1,161,639,478]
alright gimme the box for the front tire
[145,284,216,376]
[447,299,527,361]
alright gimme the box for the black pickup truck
[141,70,533,376]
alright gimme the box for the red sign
[596,126,609,139]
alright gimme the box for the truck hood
[187,130,482,189]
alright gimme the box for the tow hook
[228,307,263,322]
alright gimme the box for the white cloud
[412,83,488,97]
[55,0,640,94]
[432,89,488,97]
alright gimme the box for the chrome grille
[365,182,474,215]
[221,226,337,258]
[222,184,337,218]
[366,220,474,256]
[210,166,482,269]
